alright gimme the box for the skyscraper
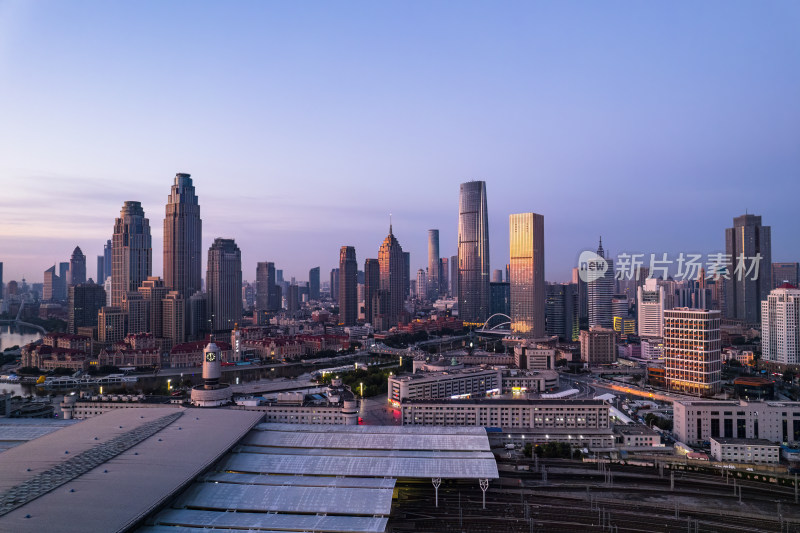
[402,251,410,300]
[68,246,86,286]
[587,238,614,328]
[772,263,799,289]
[103,239,112,281]
[457,180,490,325]
[162,291,185,348]
[762,284,800,365]
[139,276,169,339]
[309,267,320,301]
[416,269,428,300]
[427,230,440,301]
[206,238,242,333]
[509,212,545,336]
[725,214,771,323]
[256,262,273,313]
[439,257,449,298]
[96,256,104,285]
[637,278,665,338]
[378,224,405,328]
[43,266,60,301]
[664,308,721,396]
[0,262,3,300]
[450,255,458,299]
[67,282,105,334]
[339,246,358,326]
[111,201,152,307]
[364,258,380,326]
[545,283,579,341]
[163,173,202,300]
[330,268,339,303]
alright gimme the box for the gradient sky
[1,1,799,285]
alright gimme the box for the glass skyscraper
[339,246,358,326]
[111,201,152,307]
[457,181,490,325]
[206,238,242,333]
[163,173,202,300]
[379,224,405,327]
[725,214,771,323]
[427,229,440,301]
[509,212,545,336]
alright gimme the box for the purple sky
[1,1,799,285]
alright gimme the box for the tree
[783,370,796,383]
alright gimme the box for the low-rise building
[234,378,359,425]
[614,424,662,449]
[169,340,232,368]
[388,367,502,405]
[710,437,780,464]
[501,370,559,394]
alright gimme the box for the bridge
[0,301,47,334]
[475,313,513,337]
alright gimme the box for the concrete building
[439,256,449,297]
[378,224,405,328]
[329,267,339,303]
[206,238,242,333]
[489,282,510,326]
[773,262,799,289]
[587,238,614,328]
[43,265,62,302]
[308,266,320,300]
[457,180,490,325]
[364,258,380,326]
[389,367,501,404]
[138,276,169,339]
[68,246,86,286]
[162,290,185,348]
[514,343,557,371]
[614,425,662,449]
[237,378,359,425]
[664,308,721,396]
[673,399,800,446]
[710,437,780,464]
[427,229,440,300]
[637,278,665,338]
[102,239,112,281]
[509,212,545,336]
[761,284,800,365]
[255,261,277,315]
[450,254,458,300]
[111,201,152,307]
[545,282,579,341]
[580,327,616,365]
[96,255,104,285]
[67,282,105,334]
[339,246,358,326]
[725,214,771,323]
[97,306,126,343]
[123,291,148,335]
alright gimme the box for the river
[0,323,44,397]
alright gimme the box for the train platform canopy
[140,423,499,533]
[0,407,264,533]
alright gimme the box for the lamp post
[167,379,172,392]
[360,382,364,397]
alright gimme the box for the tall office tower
[489,281,510,327]
[439,257,449,298]
[372,289,391,331]
[450,255,458,299]
[206,238,242,333]
[67,282,106,334]
[188,292,207,340]
[491,270,503,283]
[571,267,588,327]
[587,238,614,328]
[59,262,70,286]
[664,308,721,396]
[255,262,273,313]
[111,201,152,307]
[98,306,126,343]
[339,246,358,326]
[287,285,300,315]
[54,262,68,301]
[509,212,545,336]
[68,246,86,286]
[139,277,169,339]
[124,291,148,334]
[427,230,440,300]
[545,283,579,341]
[762,284,800,365]
[364,259,380,325]
[309,267,321,301]
[162,291,185,348]
[457,180,490,325]
[637,278,665,338]
[378,224,405,327]
[103,239,112,281]
[402,252,410,299]
[43,266,59,301]
[416,269,428,300]
[276,270,284,285]
[0,262,3,299]
[772,263,799,289]
[96,256,104,285]
[330,268,339,303]
[580,327,617,365]
[725,214,771,323]
[163,173,202,302]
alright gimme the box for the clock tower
[191,342,232,407]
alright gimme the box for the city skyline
[2,2,799,283]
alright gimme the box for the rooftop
[711,437,779,447]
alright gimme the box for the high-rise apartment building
[111,201,152,307]
[457,181,490,325]
[587,239,614,328]
[427,230,440,301]
[67,282,106,334]
[725,214,771,323]
[163,173,202,299]
[762,284,800,365]
[509,212,545,336]
[68,246,86,286]
[378,224,405,327]
[206,238,242,333]
[772,263,799,289]
[339,246,358,326]
[309,267,321,301]
[364,259,380,326]
[637,278,665,338]
[416,269,428,300]
[545,283,579,341]
[664,308,721,396]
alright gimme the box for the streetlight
[167,379,172,392]
[360,382,364,397]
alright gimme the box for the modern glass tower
[457,180,490,325]
[427,229,440,301]
[587,238,614,328]
[725,214,771,323]
[308,266,321,301]
[509,212,545,336]
[164,173,202,300]
[68,246,86,286]
[364,258,380,325]
[379,224,405,327]
[339,246,358,326]
[111,201,152,307]
[206,238,242,333]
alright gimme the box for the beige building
[710,437,780,464]
[664,308,721,396]
[139,277,169,338]
[98,306,126,343]
[162,290,185,348]
[580,327,616,365]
